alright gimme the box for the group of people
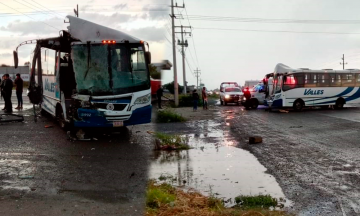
[0,73,23,113]
[156,85,208,111]
[192,87,208,111]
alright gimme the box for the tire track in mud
[218,107,360,216]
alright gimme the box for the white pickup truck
[220,87,243,106]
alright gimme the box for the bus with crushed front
[13,16,152,128]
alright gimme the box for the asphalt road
[219,104,360,216]
[0,107,155,216]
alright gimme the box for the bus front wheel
[293,100,304,111]
[335,98,345,109]
[251,99,259,109]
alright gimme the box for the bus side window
[356,74,360,87]
[341,74,354,87]
[318,74,329,87]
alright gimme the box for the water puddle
[149,121,291,206]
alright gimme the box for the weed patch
[235,195,279,208]
[146,181,291,216]
[157,109,186,123]
[154,132,190,150]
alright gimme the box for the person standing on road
[202,87,208,110]
[243,87,251,109]
[192,89,199,111]
[14,73,23,110]
[3,74,13,113]
[156,85,163,109]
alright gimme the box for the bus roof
[66,15,140,43]
[274,63,360,75]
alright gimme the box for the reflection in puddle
[150,121,291,206]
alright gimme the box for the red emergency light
[102,40,116,44]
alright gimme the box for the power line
[184,8,199,66]
[14,0,61,19]
[30,0,65,17]
[184,15,360,25]
[193,27,360,35]
[0,2,60,31]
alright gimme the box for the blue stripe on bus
[303,87,354,103]
[314,87,360,105]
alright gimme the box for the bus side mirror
[145,51,151,64]
[13,51,19,69]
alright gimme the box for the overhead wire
[184,15,360,25]
[193,27,360,35]
[30,0,65,17]
[14,0,61,19]
[0,2,60,31]
[184,7,199,67]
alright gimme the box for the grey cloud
[142,4,168,20]
[128,27,165,42]
[114,4,127,10]
[0,17,63,36]
[0,53,12,58]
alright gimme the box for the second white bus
[267,63,360,111]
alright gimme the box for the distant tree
[149,64,161,79]
[24,61,30,66]
[163,81,183,94]
[0,64,10,67]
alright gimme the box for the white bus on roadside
[267,63,360,111]
[13,16,152,128]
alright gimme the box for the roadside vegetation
[154,132,190,150]
[157,109,186,123]
[146,180,291,216]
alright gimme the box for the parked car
[220,87,243,105]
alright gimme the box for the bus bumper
[73,105,152,128]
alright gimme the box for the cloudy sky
[0,0,167,66]
[162,0,360,90]
[3,0,360,90]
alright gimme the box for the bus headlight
[134,93,151,104]
[225,95,230,99]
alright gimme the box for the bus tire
[335,98,345,109]
[251,99,259,109]
[293,99,304,111]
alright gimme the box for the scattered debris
[279,110,289,113]
[92,138,98,141]
[44,125,53,128]
[129,172,135,178]
[249,136,263,144]
[91,148,95,151]
[289,126,303,128]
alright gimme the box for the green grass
[146,181,176,209]
[157,109,186,123]
[234,195,279,208]
[154,132,190,150]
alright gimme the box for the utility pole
[170,0,181,106]
[194,68,201,92]
[175,25,191,94]
[340,54,347,70]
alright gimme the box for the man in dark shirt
[192,89,199,111]
[14,73,23,109]
[156,85,163,109]
[3,74,13,113]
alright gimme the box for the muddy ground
[0,108,156,216]
[155,103,360,216]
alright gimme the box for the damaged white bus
[13,16,152,128]
[266,63,360,111]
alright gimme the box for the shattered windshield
[71,43,149,96]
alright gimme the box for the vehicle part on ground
[0,114,24,123]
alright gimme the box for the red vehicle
[151,78,161,97]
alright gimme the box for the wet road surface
[154,110,291,208]
[0,109,154,216]
[218,104,360,215]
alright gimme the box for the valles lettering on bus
[304,89,324,96]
